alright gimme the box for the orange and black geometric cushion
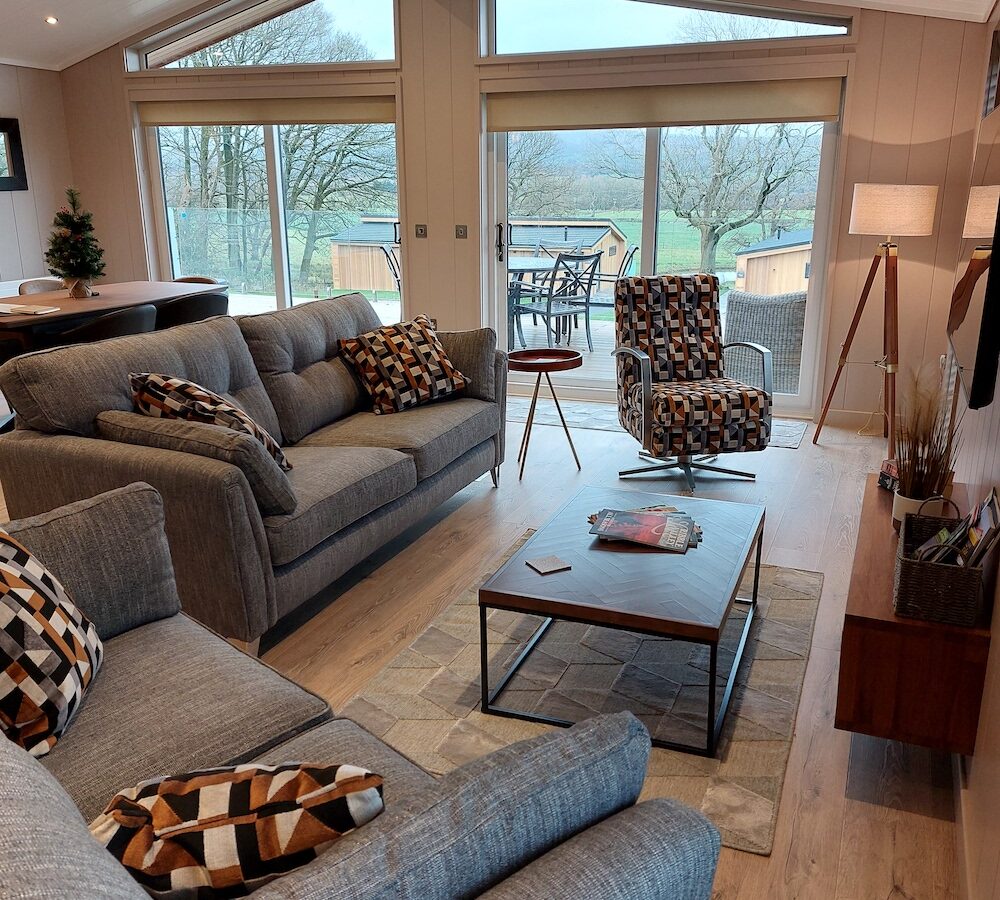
[90,763,384,898]
[130,372,290,471]
[338,315,468,415]
[0,529,103,758]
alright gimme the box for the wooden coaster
[526,555,572,575]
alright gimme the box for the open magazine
[913,488,1000,568]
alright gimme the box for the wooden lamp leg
[884,244,899,456]
[813,249,883,445]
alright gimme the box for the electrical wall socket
[455,225,468,239]
[415,224,428,238]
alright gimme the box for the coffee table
[479,486,765,756]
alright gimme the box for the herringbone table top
[480,486,764,642]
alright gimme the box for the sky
[319,0,844,60]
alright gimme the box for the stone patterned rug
[342,534,822,855]
[506,396,809,449]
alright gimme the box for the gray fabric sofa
[0,294,507,646]
[0,485,721,899]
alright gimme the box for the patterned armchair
[613,274,773,491]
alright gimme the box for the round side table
[508,348,583,480]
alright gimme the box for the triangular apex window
[143,0,395,69]
[493,0,848,56]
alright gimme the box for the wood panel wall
[0,64,72,283]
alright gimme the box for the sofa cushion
[0,528,104,758]
[252,718,434,804]
[130,372,291,471]
[4,483,182,641]
[338,315,468,415]
[265,447,417,566]
[296,398,499,481]
[0,316,282,440]
[239,294,382,444]
[40,614,332,822]
[91,763,384,898]
[0,731,145,899]
[96,412,297,516]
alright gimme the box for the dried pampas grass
[895,366,959,500]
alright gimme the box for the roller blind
[486,77,842,132]
[137,95,396,127]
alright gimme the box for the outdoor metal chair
[380,245,402,294]
[511,251,602,351]
[592,245,639,307]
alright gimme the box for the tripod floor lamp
[814,183,939,452]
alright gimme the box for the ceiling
[0,0,996,72]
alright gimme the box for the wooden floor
[265,417,957,899]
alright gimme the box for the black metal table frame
[479,532,762,757]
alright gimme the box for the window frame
[128,0,401,73]
[483,0,852,62]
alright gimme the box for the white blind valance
[137,94,396,126]
[485,77,843,131]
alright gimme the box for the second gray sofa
[0,294,507,647]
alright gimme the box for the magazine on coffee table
[589,508,694,552]
[587,504,702,549]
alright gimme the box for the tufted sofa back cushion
[238,294,383,445]
[0,316,282,440]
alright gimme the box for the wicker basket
[893,510,984,627]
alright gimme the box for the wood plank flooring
[258,416,956,899]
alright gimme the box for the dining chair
[592,245,639,308]
[155,292,229,330]
[173,276,222,285]
[380,245,402,294]
[18,278,63,295]
[38,304,157,348]
[511,251,602,351]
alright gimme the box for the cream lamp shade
[848,183,939,237]
[963,185,1000,239]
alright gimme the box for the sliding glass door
[491,120,832,409]
[153,121,402,322]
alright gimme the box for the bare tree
[159,3,396,290]
[506,132,573,216]
[678,10,811,44]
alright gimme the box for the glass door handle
[496,223,506,263]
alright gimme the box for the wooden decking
[510,316,618,382]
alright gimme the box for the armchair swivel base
[619,450,758,491]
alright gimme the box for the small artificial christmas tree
[45,187,105,298]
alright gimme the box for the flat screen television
[949,201,1000,409]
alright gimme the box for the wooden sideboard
[835,474,992,755]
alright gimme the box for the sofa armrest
[493,349,507,467]
[0,431,275,642]
[478,799,720,900]
[3,483,181,640]
[96,410,296,517]
[252,712,649,900]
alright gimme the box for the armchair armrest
[3,483,181,640]
[724,341,774,398]
[0,431,274,642]
[613,346,653,452]
[478,799,720,900]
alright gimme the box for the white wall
[0,64,73,285]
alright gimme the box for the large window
[493,0,847,56]
[155,120,402,321]
[147,0,395,69]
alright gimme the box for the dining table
[0,281,227,350]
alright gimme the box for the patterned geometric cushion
[338,315,468,415]
[0,530,103,758]
[620,379,771,457]
[90,763,384,898]
[130,372,291,471]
